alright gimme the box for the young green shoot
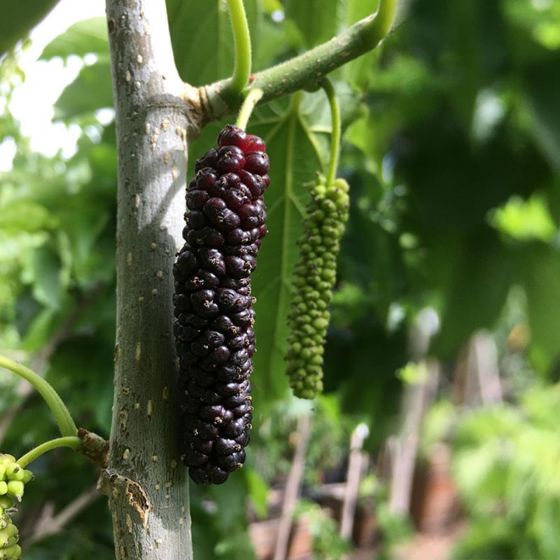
[17,437,82,468]
[226,0,252,96]
[236,87,263,130]
[0,355,77,438]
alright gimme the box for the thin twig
[0,285,104,443]
[26,487,100,545]
[273,414,312,560]
[340,424,369,540]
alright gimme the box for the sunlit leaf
[54,61,113,120]
[489,194,556,242]
[167,0,261,85]
[41,17,109,60]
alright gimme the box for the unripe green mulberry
[285,175,349,399]
[0,456,32,503]
[0,453,32,558]
[0,498,11,518]
[0,515,20,559]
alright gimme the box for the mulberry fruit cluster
[174,125,270,485]
[0,455,33,560]
[285,176,349,399]
[0,515,19,560]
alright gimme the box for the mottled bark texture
[105,0,193,558]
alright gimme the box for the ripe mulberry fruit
[285,176,349,399]
[174,125,269,484]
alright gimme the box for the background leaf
[0,0,58,55]
[54,61,113,120]
[251,94,326,406]
[40,17,109,60]
[284,0,340,48]
[167,0,261,85]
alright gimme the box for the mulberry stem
[320,78,341,187]
[226,0,253,96]
[236,87,263,130]
[365,0,398,47]
[17,437,82,468]
[0,355,77,438]
[203,0,398,124]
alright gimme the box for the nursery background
[1,0,560,558]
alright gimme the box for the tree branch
[105,0,191,557]
[193,0,397,128]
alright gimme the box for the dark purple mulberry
[174,125,270,485]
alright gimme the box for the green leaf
[47,335,114,433]
[0,0,58,55]
[284,0,340,48]
[489,194,556,242]
[250,94,326,406]
[340,0,386,88]
[40,17,109,60]
[445,0,485,127]
[0,199,55,233]
[325,316,406,445]
[245,469,268,518]
[166,0,260,85]
[524,59,560,172]
[433,234,514,358]
[522,246,560,375]
[21,246,64,309]
[54,61,113,120]
[20,307,57,352]
[0,231,48,263]
[57,199,111,285]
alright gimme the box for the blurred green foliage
[295,500,351,560]
[0,0,559,557]
[424,385,560,560]
[0,0,58,56]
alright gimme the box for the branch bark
[105,0,192,558]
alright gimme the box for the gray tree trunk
[105,0,193,557]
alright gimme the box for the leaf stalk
[0,355,77,438]
[225,0,252,96]
[320,78,342,186]
[236,87,263,130]
[17,436,82,468]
